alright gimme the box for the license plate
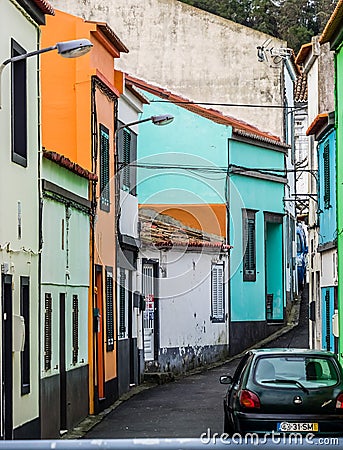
[277,422,319,432]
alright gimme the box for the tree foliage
[178,0,337,53]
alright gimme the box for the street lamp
[116,114,174,134]
[0,38,93,109]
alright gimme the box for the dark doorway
[2,274,13,439]
[59,293,66,431]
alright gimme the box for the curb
[62,295,301,439]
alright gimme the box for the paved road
[83,287,309,439]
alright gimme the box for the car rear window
[254,356,339,388]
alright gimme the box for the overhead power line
[150,100,306,111]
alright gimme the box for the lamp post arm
[0,62,7,110]
[1,45,58,67]
[115,117,152,135]
[0,45,57,110]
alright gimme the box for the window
[100,124,110,211]
[123,129,131,191]
[20,277,30,395]
[211,263,225,322]
[44,293,52,372]
[106,267,114,351]
[72,295,79,365]
[119,268,126,338]
[117,124,137,196]
[323,141,331,209]
[242,210,256,281]
[11,39,27,167]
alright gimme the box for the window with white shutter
[211,263,225,322]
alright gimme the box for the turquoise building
[128,75,288,355]
[318,125,337,353]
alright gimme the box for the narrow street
[82,287,309,439]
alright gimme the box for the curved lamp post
[0,38,93,109]
[114,112,174,237]
[116,114,174,134]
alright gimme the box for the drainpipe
[90,77,98,413]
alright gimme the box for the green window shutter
[243,210,256,282]
[211,264,224,322]
[72,295,79,365]
[106,267,114,352]
[123,129,131,191]
[100,124,110,211]
[323,142,330,209]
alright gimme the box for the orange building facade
[41,9,128,428]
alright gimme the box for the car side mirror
[220,375,233,384]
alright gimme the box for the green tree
[178,0,337,53]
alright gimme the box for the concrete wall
[49,0,286,137]
[318,43,335,114]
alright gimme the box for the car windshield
[254,355,339,388]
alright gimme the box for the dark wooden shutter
[119,269,126,337]
[44,293,52,371]
[100,124,110,211]
[323,142,330,209]
[106,267,114,351]
[243,210,256,281]
[123,129,131,190]
[72,295,79,365]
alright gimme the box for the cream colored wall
[50,0,286,137]
[1,0,40,431]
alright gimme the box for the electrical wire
[150,99,306,112]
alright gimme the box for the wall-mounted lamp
[0,38,93,109]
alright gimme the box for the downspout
[36,22,43,438]
[90,77,98,413]
[225,137,231,356]
[334,53,343,362]
[113,96,119,391]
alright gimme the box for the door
[322,288,334,351]
[142,264,155,362]
[1,274,12,439]
[264,214,284,322]
[95,266,105,400]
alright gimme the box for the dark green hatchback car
[220,348,343,435]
